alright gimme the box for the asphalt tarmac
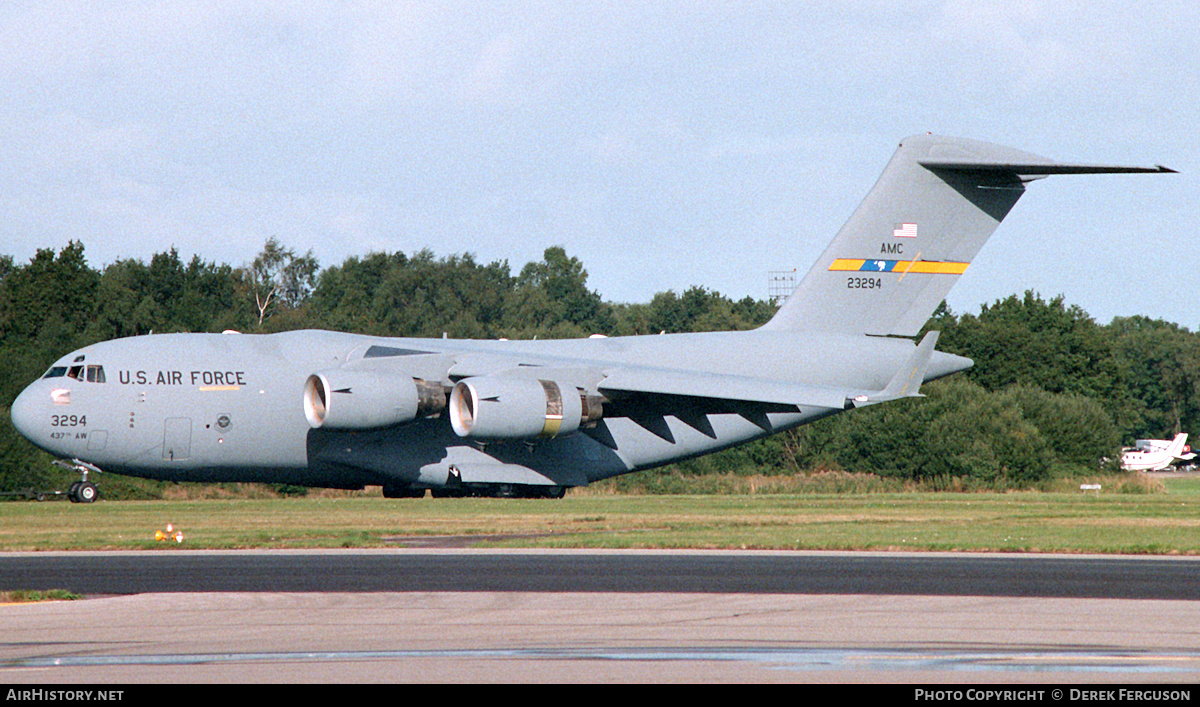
[6,548,1200,597]
[3,550,1200,684]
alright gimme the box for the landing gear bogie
[53,459,103,504]
[382,483,426,499]
[69,482,99,504]
[426,484,567,499]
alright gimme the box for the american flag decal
[893,223,918,238]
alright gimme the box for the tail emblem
[893,223,918,238]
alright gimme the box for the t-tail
[762,134,1175,337]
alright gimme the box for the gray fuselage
[10,328,965,491]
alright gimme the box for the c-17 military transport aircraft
[10,134,1174,502]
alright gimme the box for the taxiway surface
[4,550,1200,683]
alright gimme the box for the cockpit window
[48,364,105,382]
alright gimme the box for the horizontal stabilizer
[920,160,1176,175]
[916,159,1171,174]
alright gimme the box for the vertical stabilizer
[763,134,1174,337]
[1167,434,1189,458]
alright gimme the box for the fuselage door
[163,417,192,461]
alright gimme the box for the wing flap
[599,331,952,411]
[598,369,850,410]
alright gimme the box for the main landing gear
[430,483,567,499]
[381,481,568,499]
[52,459,103,504]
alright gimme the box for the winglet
[852,331,939,407]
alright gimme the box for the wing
[597,330,945,411]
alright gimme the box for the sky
[1,1,1196,328]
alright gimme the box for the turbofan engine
[304,371,446,429]
[449,377,602,440]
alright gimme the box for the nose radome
[10,383,42,444]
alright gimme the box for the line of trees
[1,240,1197,494]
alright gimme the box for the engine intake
[449,377,602,440]
[304,371,445,430]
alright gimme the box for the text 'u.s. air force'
[118,370,247,386]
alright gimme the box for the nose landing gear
[67,480,99,503]
[52,459,103,504]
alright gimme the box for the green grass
[3,477,1200,554]
[1,589,82,603]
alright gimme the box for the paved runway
[4,550,1200,683]
[5,548,1200,597]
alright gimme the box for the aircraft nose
[10,383,42,443]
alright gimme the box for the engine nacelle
[304,371,445,430]
[449,377,602,440]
